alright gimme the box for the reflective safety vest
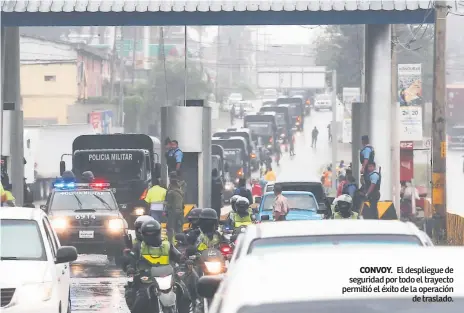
[359,145,375,164]
[139,241,170,266]
[5,191,15,201]
[333,212,359,219]
[231,212,252,228]
[197,233,221,252]
[144,185,167,203]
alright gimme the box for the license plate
[79,230,94,239]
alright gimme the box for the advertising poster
[398,64,423,141]
[89,111,102,134]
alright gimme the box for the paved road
[64,109,351,312]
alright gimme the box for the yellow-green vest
[333,212,359,219]
[139,240,170,267]
[231,212,252,228]
[197,233,221,252]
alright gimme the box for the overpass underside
[1,1,436,207]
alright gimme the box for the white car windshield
[51,190,116,210]
[229,93,242,100]
[1,220,47,261]
[317,94,331,101]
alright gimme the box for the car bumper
[2,301,59,313]
[56,227,126,254]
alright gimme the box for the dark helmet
[61,170,75,181]
[187,208,202,227]
[81,171,95,183]
[230,195,241,212]
[134,215,155,241]
[140,219,163,247]
[235,197,250,216]
[199,208,218,234]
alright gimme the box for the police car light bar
[53,181,76,190]
[90,179,110,190]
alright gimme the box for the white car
[0,207,78,313]
[201,247,464,313]
[228,220,433,267]
[314,94,332,110]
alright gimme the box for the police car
[40,180,128,265]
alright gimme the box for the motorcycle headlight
[225,182,234,190]
[108,219,124,232]
[155,275,173,291]
[134,207,145,216]
[204,261,222,274]
[51,218,68,230]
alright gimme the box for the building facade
[20,35,110,125]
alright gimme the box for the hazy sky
[196,25,321,45]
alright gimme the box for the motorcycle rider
[226,197,254,229]
[331,194,360,219]
[130,219,184,313]
[183,208,203,245]
[123,215,155,310]
[195,208,225,252]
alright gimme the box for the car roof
[247,220,424,238]
[0,207,46,221]
[216,247,464,311]
[262,191,315,196]
[267,179,322,185]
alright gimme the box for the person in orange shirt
[322,166,332,193]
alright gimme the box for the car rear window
[247,234,423,254]
[1,220,47,261]
[237,298,464,313]
[267,183,325,202]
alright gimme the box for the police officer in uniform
[183,208,203,245]
[332,194,360,219]
[226,197,254,229]
[130,220,184,313]
[81,171,95,183]
[359,135,375,187]
[363,161,381,219]
[167,140,184,175]
[195,208,224,252]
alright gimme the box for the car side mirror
[55,246,78,264]
[59,161,66,176]
[261,215,270,221]
[254,196,262,204]
[198,275,223,298]
[175,233,187,243]
[40,205,47,211]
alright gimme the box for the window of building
[44,75,56,82]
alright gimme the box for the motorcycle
[140,265,179,313]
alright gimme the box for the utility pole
[109,27,117,101]
[391,25,401,218]
[431,1,447,243]
[118,27,125,127]
[331,70,338,195]
[215,26,220,103]
[131,26,137,86]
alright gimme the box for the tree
[123,60,213,134]
[313,25,434,100]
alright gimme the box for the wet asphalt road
[66,109,351,312]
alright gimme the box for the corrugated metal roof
[0,0,435,13]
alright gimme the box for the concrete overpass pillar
[161,103,212,209]
[2,27,24,205]
[365,24,392,200]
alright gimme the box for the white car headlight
[204,261,222,274]
[51,218,68,230]
[108,219,124,232]
[134,207,145,216]
[154,275,172,291]
[19,282,54,303]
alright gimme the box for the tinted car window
[237,298,464,313]
[261,194,317,211]
[1,220,47,261]
[273,183,325,203]
[248,234,423,254]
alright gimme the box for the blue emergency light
[53,180,76,190]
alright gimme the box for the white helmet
[332,194,353,213]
